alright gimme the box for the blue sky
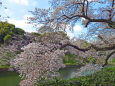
[1,0,87,38]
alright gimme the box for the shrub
[0,22,25,44]
[0,50,16,69]
[63,53,78,65]
[3,34,12,44]
[15,28,25,35]
[31,32,41,36]
[37,66,115,86]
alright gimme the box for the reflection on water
[0,72,21,86]
[59,66,81,80]
[59,64,102,80]
[0,64,102,86]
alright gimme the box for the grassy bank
[37,58,115,86]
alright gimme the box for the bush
[76,66,115,86]
[37,66,115,86]
[63,53,78,65]
[15,28,25,35]
[78,56,98,64]
[0,22,25,44]
[3,34,12,44]
[31,32,41,36]
[37,77,81,86]
[0,50,16,69]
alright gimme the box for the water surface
[0,72,21,86]
[59,66,80,80]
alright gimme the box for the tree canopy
[28,0,115,64]
[10,0,115,86]
[0,22,25,44]
[28,0,115,35]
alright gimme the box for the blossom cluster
[11,42,66,86]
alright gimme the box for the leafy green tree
[3,34,12,44]
[0,22,25,44]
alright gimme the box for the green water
[0,67,79,86]
[0,72,21,86]
[59,66,80,80]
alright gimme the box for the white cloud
[73,25,82,32]
[7,16,83,37]
[20,0,28,6]
[8,18,36,32]
[66,25,82,39]
[67,32,74,39]
[8,0,29,6]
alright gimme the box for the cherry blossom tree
[11,1,115,85]
[11,43,65,86]
[11,31,115,86]
[28,0,115,31]
[28,0,115,67]
[11,31,70,86]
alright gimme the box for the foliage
[37,77,81,86]
[63,53,78,65]
[38,31,69,42]
[29,0,115,36]
[11,31,71,86]
[0,64,10,69]
[76,66,115,86]
[78,56,98,64]
[11,31,115,86]
[28,0,115,67]
[31,32,41,36]
[0,49,16,69]
[37,57,115,86]
[108,57,115,65]
[13,0,115,86]
[11,43,66,86]
[0,22,25,44]
[37,66,115,86]
[14,28,25,35]
[3,34,12,44]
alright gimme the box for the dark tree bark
[60,43,91,52]
[60,43,115,67]
[102,51,115,67]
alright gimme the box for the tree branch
[60,14,115,28]
[59,43,115,67]
[91,44,115,51]
[98,35,110,44]
[59,42,115,52]
[102,51,115,67]
[59,43,91,52]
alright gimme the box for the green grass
[0,64,10,69]
[109,57,115,65]
[63,53,78,65]
[0,72,21,86]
